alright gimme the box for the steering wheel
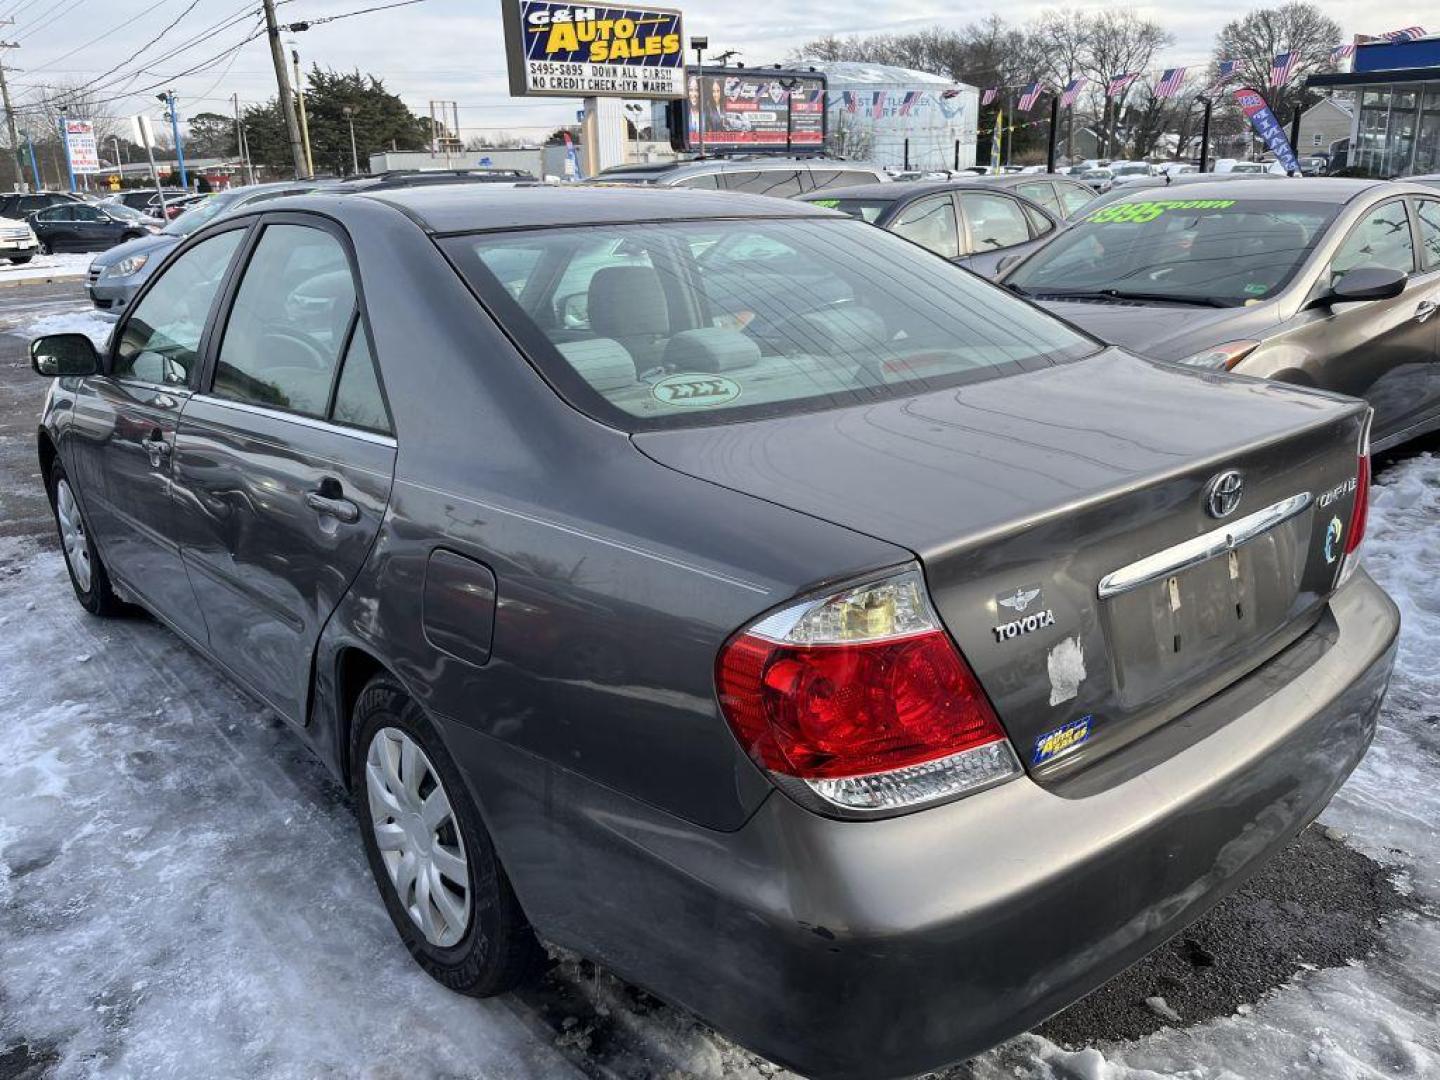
[257,329,329,371]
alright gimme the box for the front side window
[444,218,1095,430]
[213,224,356,416]
[1331,201,1415,281]
[723,170,805,198]
[1007,197,1339,306]
[112,229,244,385]
[888,195,959,258]
[960,193,1031,253]
[1416,199,1440,272]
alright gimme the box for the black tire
[352,675,543,996]
[47,458,122,616]
[8,255,31,265]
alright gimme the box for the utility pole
[0,28,24,191]
[291,49,314,176]
[343,106,359,175]
[262,0,307,177]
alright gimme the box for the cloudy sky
[4,0,1432,141]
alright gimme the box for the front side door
[1301,198,1430,444]
[69,204,112,249]
[68,226,248,644]
[172,217,395,724]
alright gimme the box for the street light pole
[343,106,360,175]
[159,90,188,190]
[690,36,707,158]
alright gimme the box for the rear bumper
[441,569,1398,1080]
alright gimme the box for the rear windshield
[808,197,894,223]
[1007,197,1340,306]
[443,217,1096,430]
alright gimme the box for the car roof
[597,158,881,178]
[1102,177,1398,202]
[797,179,1040,201]
[342,182,840,233]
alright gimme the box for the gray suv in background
[87,181,328,311]
[590,157,889,196]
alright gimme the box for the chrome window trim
[190,392,397,447]
[1097,492,1314,599]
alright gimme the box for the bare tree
[1077,11,1173,158]
[1210,2,1340,119]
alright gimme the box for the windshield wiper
[1028,288,1234,308]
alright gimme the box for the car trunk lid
[633,350,1368,780]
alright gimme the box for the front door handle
[1418,300,1438,324]
[143,433,171,469]
[306,480,360,524]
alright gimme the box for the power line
[280,0,427,32]
[22,0,171,77]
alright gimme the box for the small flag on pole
[1270,51,1298,87]
[898,90,921,116]
[871,90,887,118]
[1379,26,1426,41]
[1018,82,1044,112]
[1106,72,1138,98]
[1216,59,1240,81]
[1154,67,1187,99]
[1059,77,1087,107]
[981,87,999,106]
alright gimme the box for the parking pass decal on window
[1086,199,1237,224]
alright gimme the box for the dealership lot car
[797,180,1061,276]
[965,171,1100,219]
[1003,178,1440,451]
[31,186,1397,1080]
[29,199,158,253]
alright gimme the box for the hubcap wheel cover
[365,726,472,948]
[56,479,92,593]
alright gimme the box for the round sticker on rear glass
[651,373,742,408]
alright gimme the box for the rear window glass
[811,198,893,223]
[444,218,1096,431]
[1007,198,1339,306]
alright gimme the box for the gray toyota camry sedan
[30,186,1398,1080]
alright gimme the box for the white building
[800,61,979,170]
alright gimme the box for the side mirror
[31,333,100,378]
[1328,266,1408,304]
[996,253,1024,276]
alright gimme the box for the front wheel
[8,255,32,264]
[48,459,122,616]
[353,675,543,995]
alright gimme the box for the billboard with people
[676,69,826,151]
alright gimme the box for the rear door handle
[305,484,360,524]
[1418,300,1437,324]
[143,431,171,469]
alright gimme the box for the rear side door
[172,215,396,724]
[68,225,249,644]
[1306,197,1429,443]
[32,205,74,250]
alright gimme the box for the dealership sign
[63,119,100,174]
[1232,87,1300,175]
[503,1,685,99]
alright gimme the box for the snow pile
[18,308,114,348]
[0,251,91,282]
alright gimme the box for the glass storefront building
[1310,38,1440,176]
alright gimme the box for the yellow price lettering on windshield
[1086,199,1237,224]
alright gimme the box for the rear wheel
[8,255,31,264]
[352,675,543,995]
[48,459,121,616]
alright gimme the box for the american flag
[842,91,857,113]
[1018,82,1044,111]
[1271,51,1299,87]
[1106,72,1138,98]
[898,90,921,116]
[981,86,999,106]
[871,90,887,119]
[1331,43,1356,60]
[1380,26,1426,41]
[1216,59,1240,81]
[1154,67,1187,99]
[1059,77,1087,107]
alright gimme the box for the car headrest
[556,338,638,393]
[663,328,761,373]
[588,266,668,339]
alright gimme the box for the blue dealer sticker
[1032,715,1092,765]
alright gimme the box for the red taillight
[715,569,1019,813]
[1345,450,1369,556]
[718,629,1005,779]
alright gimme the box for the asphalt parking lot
[1,282,1438,1080]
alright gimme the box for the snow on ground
[17,307,116,348]
[0,421,1437,1078]
[0,252,91,283]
